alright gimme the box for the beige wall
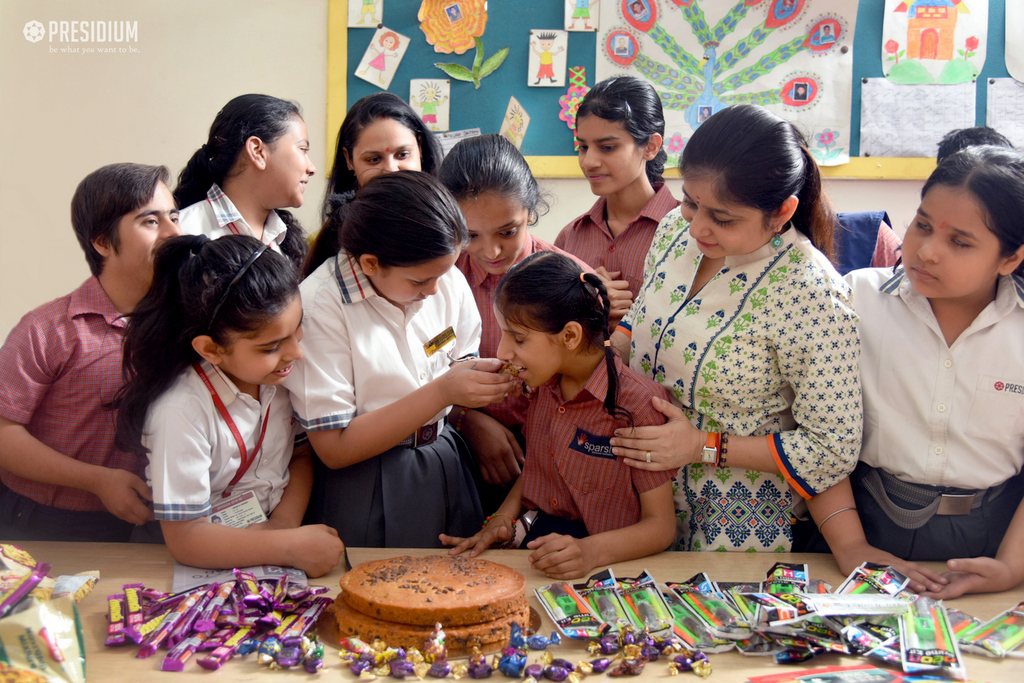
[1,0,923,338]
[0,0,329,336]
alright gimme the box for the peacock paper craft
[596,0,858,166]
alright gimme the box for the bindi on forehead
[385,147,392,153]
[939,221,949,231]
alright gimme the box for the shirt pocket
[557,448,620,496]
[965,374,1024,442]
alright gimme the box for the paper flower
[418,0,488,55]
[666,133,686,154]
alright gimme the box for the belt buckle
[413,421,437,448]
[936,493,975,516]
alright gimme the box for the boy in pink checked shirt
[0,164,180,541]
[442,253,675,580]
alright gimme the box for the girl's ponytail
[580,272,633,426]
[115,234,299,455]
[275,209,308,273]
[794,145,836,263]
[115,234,209,454]
[173,147,223,209]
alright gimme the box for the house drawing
[894,0,970,60]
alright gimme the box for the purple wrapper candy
[257,609,283,628]
[120,583,146,642]
[167,588,212,648]
[542,665,568,681]
[280,596,332,645]
[271,575,289,606]
[275,645,303,668]
[105,595,126,647]
[240,606,263,625]
[549,659,574,671]
[233,568,266,610]
[144,589,189,617]
[136,589,205,658]
[428,661,452,678]
[142,587,171,602]
[525,663,544,679]
[161,630,210,671]
[200,627,234,651]
[467,661,493,679]
[589,658,612,674]
[391,659,416,678]
[194,581,235,633]
[197,626,252,670]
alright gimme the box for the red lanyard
[193,363,270,498]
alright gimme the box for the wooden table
[9,542,1024,681]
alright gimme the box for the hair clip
[603,340,611,347]
[580,272,587,283]
[206,243,269,330]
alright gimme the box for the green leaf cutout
[435,62,474,82]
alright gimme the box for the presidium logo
[22,19,139,53]
[23,20,45,43]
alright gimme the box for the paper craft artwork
[596,0,858,166]
[499,96,531,150]
[882,0,987,84]
[348,0,382,27]
[860,78,975,157]
[529,29,568,87]
[566,0,601,32]
[435,128,482,158]
[1006,2,1024,82]
[356,26,410,90]
[986,78,1024,148]
[559,66,591,149]
[419,0,488,54]
[411,79,451,132]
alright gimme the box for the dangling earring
[770,231,783,249]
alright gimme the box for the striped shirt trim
[767,434,815,500]
[1014,274,1024,304]
[879,268,905,295]
[296,411,356,432]
[334,252,372,305]
[154,501,212,521]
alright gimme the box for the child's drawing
[882,0,987,84]
[596,0,859,166]
[566,0,600,32]
[410,79,451,132]
[499,96,531,149]
[356,26,410,90]
[528,29,568,87]
[348,0,382,27]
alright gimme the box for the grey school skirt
[306,423,483,548]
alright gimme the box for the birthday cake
[329,554,529,654]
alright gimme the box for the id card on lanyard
[193,363,269,499]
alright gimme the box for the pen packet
[899,596,966,680]
[959,600,1024,657]
[575,569,631,632]
[661,589,731,652]
[836,562,913,598]
[666,576,750,640]
[534,582,602,639]
[764,562,810,594]
[618,571,673,634]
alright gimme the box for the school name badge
[424,326,456,357]
[569,428,615,460]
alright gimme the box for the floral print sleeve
[626,208,862,552]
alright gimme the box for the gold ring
[645,451,652,463]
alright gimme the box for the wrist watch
[700,432,720,466]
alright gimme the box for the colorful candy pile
[337,619,710,680]
[104,568,331,672]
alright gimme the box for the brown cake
[328,555,530,655]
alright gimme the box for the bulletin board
[327,0,1011,180]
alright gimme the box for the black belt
[397,419,444,448]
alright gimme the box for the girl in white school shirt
[175,94,315,272]
[285,171,517,548]
[842,146,1024,598]
[114,234,344,576]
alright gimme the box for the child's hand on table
[440,517,514,557]
[288,525,345,578]
[922,557,1019,600]
[527,534,594,580]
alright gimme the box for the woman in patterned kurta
[609,105,866,554]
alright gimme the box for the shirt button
[551,498,558,506]
[558,406,566,413]
[420,372,426,380]
[935,446,944,455]
[944,359,952,368]
[937,404,946,412]
[608,245,616,252]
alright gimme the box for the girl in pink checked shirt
[442,252,675,580]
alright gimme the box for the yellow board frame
[326,1,936,181]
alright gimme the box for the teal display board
[346,1,1009,158]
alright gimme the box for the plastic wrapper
[576,569,631,632]
[959,600,1024,658]
[534,583,602,639]
[0,596,85,683]
[618,571,673,634]
[899,596,966,680]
